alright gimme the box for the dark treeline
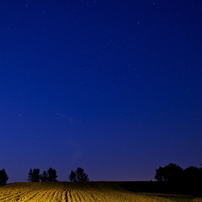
[155,163,202,183]
[27,167,89,182]
[28,168,58,182]
[121,163,202,196]
[120,163,202,196]
[153,163,202,196]
[0,167,89,185]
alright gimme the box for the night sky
[0,0,202,182]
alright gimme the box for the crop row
[0,182,201,201]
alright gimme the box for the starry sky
[0,0,202,182]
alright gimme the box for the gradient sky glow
[0,0,202,182]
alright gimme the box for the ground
[0,182,201,201]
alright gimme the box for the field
[0,182,201,202]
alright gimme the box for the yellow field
[0,182,201,202]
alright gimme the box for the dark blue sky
[0,0,202,182]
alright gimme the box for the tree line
[155,163,202,183]
[0,167,89,185]
[1,163,202,186]
[28,167,89,182]
[28,168,58,182]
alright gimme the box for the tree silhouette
[183,166,200,182]
[155,166,165,182]
[155,163,183,182]
[28,168,40,182]
[40,170,48,182]
[164,163,183,182]
[75,167,89,181]
[47,168,57,181]
[155,163,202,185]
[69,170,76,182]
[69,167,89,182]
[0,169,9,185]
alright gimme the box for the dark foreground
[118,181,202,196]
